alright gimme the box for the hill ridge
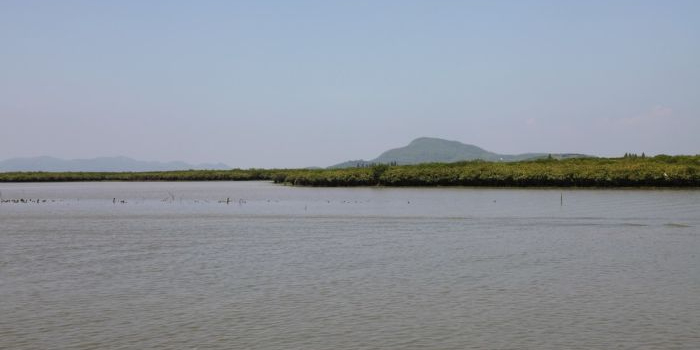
[330,137,589,168]
[0,156,230,172]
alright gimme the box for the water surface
[1,182,699,349]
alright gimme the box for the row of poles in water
[0,192,567,205]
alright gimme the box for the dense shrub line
[271,156,700,187]
[0,169,273,182]
[1,156,698,187]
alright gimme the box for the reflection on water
[1,182,699,349]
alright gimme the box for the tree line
[1,155,698,187]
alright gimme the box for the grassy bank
[1,155,699,187]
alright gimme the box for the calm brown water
[1,182,699,349]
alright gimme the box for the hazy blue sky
[2,1,698,168]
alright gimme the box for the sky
[1,0,698,168]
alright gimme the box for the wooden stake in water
[560,193,563,206]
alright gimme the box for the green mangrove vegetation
[0,169,273,182]
[1,155,698,187]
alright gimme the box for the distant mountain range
[1,138,590,172]
[331,137,590,168]
[0,156,230,172]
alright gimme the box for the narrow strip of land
[1,156,698,187]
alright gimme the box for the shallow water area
[1,181,699,349]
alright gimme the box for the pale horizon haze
[2,1,698,168]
